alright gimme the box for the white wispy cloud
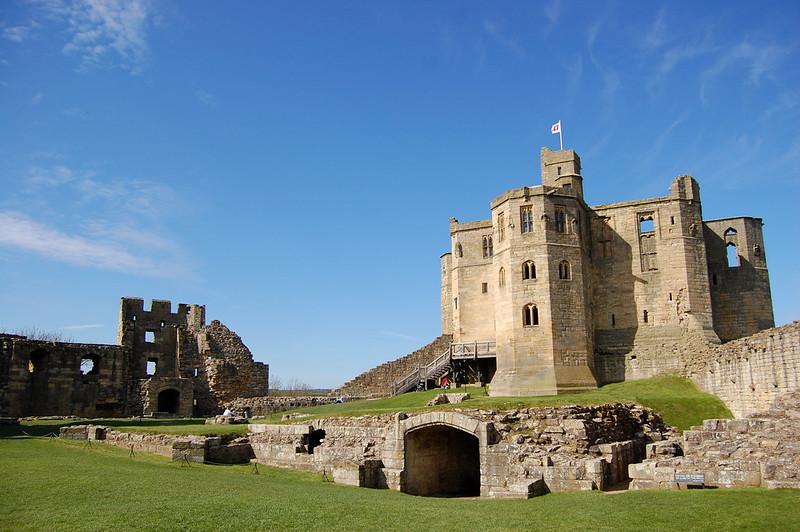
[0,211,166,275]
[700,40,788,104]
[60,323,104,330]
[63,106,88,118]
[195,88,216,108]
[482,20,525,59]
[30,91,45,105]
[36,0,155,74]
[543,0,562,35]
[643,8,668,50]
[27,165,74,185]
[760,90,799,121]
[2,20,40,42]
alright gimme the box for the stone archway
[157,389,180,414]
[404,424,480,497]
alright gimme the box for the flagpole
[559,128,563,150]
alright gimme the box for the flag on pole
[551,120,563,150]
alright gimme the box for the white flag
[551,121,561,134]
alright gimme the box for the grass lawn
[255,375,731,431]
[0,436,797,531]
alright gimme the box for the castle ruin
[0,298,268,417]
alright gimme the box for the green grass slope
[0,437,796,531]
[256,375,731,431]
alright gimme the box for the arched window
[80,355,100,376]
[558,260,571,280]
[499,267,505,287]
[455,243,463,258]
[724,227,737,237]
[522,261,536,280]
[482,235,493,258]
[523,304,539,326]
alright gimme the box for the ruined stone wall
[227,395,339,416]
[629,391,800,490]
[198,319,268,404]
[704,218,774,342]
[1,335,129,418]
[335,335,452,397]
[249,403,672,497]
[682,321,800,418]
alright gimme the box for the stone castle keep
[0,298,268,418]
[441,148,774,396]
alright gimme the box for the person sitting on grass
[222,406,233,417]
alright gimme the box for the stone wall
[248,402,672,497]
[334,335,452,397]
[59,425,253,464]
[227,395,339,416]
[682,321,800,418]
[629,391,800,490]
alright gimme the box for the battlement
[119,297,206,329]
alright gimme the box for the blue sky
[1,0,798,388]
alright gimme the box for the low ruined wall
[59,425,253,464]
[682,322,800,418]
[249,403,672,497]
[227,396,339,416]
[629,391,800,490]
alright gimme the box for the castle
[441,148,774,396]
[0,298,269,417]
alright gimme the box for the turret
[540,148,583,198]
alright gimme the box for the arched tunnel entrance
[157,389,180,414]
[403,424,480,497]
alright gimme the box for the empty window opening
[611,314,616,327]
[499,267,506,287]
[27,349,48,374]
[754,244,762,257]
[712,273,718,286]
[454,298,458,310]
[482,235,493,258]
[562,183,572,192]
[639,216,655,233]
[558,260,571,280]
[146,359,158,376]
[157,389,179,414]
[481,282,488,294]
[80,356,99,376]
[145,331,155,343]
[522,260,536,280]
[643,310,649,324]
[724,227,737,237]
[523,304,539,327]
[726,243,740,267]
[159,320,165,328]
[193,368,199,378]
[557,166,562,175]
[670,216,675,225]
[497,212,505,242]
[555,207,567,233]
[132,315,137,322]
[520,205,533,234]
[669,292,673,301]
[455,243,463,258]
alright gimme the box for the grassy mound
[255,375,731,431]
[0,437,796,531]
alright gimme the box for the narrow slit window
[643,310,649,324]
[497,212,505,242]
[499,267,506,287]
[481,282,488,294]
[611,314,616,327]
